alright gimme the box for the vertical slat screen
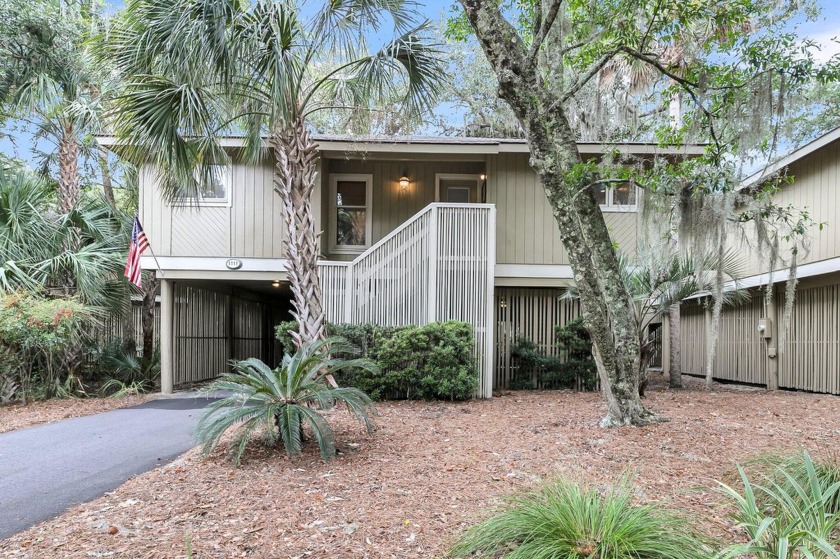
[680,302,707,376]
[493,288,580,389]
[780,283,840,394]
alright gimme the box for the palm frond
[194,338,376,464]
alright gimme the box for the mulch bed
[2,375,839,558]
[0,394,150,435]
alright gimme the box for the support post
[426,205,439,323]
[766,287,779,390]
[160,278,175,395]
[483,206,497,398]
[704,300,713,381]
[662,313,671,377]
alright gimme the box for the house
[110,135,704,395]
[677,127,840,395]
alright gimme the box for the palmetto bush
[195,338,377,464]
[717,452,840,559]
[450,477,713,559]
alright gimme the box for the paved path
[0,396,216,540]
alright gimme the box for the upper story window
[173,164,232,207]
[330,173,372,253]
[591,181,638,212]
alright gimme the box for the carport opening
[172,279,295,388]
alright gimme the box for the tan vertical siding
[141,161,286,258]
[486,153,640,265]
[780,282,840,394]
[323,159,485,258]
[740,141,839,277]
[680,280,840,394]
[680,303,707,375]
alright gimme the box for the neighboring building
[108,135,703,395]
[678,127,840,395]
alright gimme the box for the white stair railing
[319,203,496,398]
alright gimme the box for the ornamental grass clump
[450,477,714,559]
[194,338,377,465]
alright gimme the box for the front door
[436,174,483,203]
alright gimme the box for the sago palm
[108,0,445,344]
[195,337,377,464]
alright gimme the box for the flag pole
[145,245,165,277]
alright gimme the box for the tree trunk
[458,0,660,425]
[58,122,81,213]
[668,304,683,388]
[141,272,159,376]
[271,117,326,345]
[99,144,117,212]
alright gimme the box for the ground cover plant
[4,377,840,558]
[718,452,840,559]
[194,338,377,464]
[450,476,714,559]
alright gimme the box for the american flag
[124,216,150,288]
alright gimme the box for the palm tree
[566,248,745,392]
[617,249,746,390]
[0,166,129,311]
[0,0,106,213]
[107,0,445,344]
[195,338,377,464]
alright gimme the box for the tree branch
[528,0,564,64]
[559,50,619,104]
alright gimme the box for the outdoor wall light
[271,280,281,288]
[399,174,410,192]
[480,174,487,181]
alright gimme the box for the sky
[1,0,839,167]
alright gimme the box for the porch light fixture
[480,174,486,181]
[271,280,281,288]
[399,172,410,192]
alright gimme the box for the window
[330,174,372,253]
[174,164,231,206]
[591,181,638,212]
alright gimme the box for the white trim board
[495,264,575,279]
[685,256,840,300]
[140,256,289,272]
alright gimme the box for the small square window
[594,180,638,212]
[591,183,607,205]
[175,164,231,206]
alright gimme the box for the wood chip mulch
[2,375,839,558]
[0,394,150,435]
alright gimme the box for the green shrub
[369,321,478,400]
[0,292,96,401]
[450,477,713,559]
[274,321,478,400]
[195,338,376,464]
[508,318,597,390]
[718,452,840,559]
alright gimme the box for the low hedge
[275,321,478,400]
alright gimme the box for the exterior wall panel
[740,141,840,277]
[486,153,640,265]
[141,161,287,259]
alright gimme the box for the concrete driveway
[0,396,216,540]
